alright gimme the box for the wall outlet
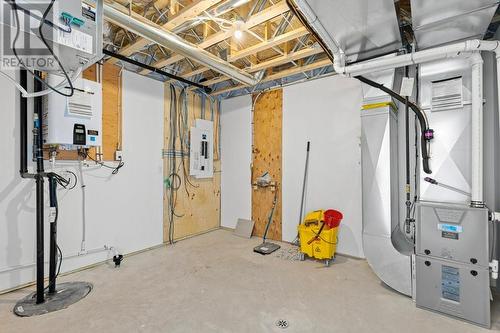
[115,150,123,161]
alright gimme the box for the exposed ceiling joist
[248,46,322,71]
[108,0,223,64]
[139,1,290,75]
[174,27,313,84]
[228,26,309,62]
[200,46,323,87]
[211,58,332,95]
[103,1,258,85]
[182,66,210,78]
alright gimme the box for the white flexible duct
[103,2,258,86]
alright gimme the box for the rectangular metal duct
[291,0,402,63]
[411,0,499,49]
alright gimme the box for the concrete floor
[1,229,499,333]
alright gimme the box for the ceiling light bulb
[233,20,244,39]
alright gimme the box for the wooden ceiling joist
[211,58,332,96]
[108,0,223,65]
[249,46,323,72]
[182,28,312,82]
[139,1,290,75]
[182,66,210,78]
[228,26,309,62]
[199,46,323,87]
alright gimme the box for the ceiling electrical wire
[7,0,76,97]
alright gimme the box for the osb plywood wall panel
[252,89,282,241]
[163,86,221,242]
[44,63,121,161]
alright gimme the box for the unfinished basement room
[2,0,500,332]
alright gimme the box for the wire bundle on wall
[165,84,221,243]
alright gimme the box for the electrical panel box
[42,75,102,147]
[0,0,103,73]
[189,119,213,179]
[415,201,489,266]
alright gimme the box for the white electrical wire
[0,66,82,98]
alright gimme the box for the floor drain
[275,319,289,329]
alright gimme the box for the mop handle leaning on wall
[298,141,311,229]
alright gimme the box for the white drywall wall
[283,76,364,258]
[220,95,252,229]
[0,70,164,291]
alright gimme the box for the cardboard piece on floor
[234,219,254,238]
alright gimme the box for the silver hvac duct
[103,2,259,86]
[360,69,413,297]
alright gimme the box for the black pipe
[48,176,57,294]
[355,75,433,174]
[19,69,29,176]
[33,71,45,304]
[102,49,211,93]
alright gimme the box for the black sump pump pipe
[355,75,434,174]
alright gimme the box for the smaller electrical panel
[189,119,213,179]
[43,74,102,147]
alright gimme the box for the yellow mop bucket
[298,210,342,262]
